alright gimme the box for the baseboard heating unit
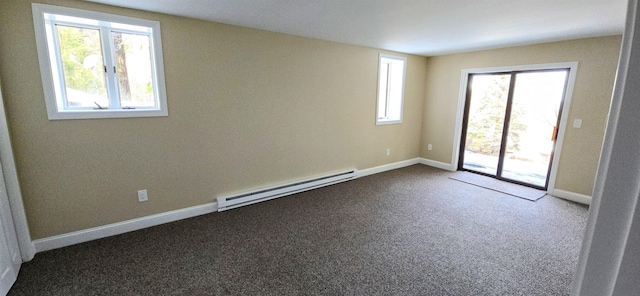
[217,169,358,211]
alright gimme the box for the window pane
[387,60,404,120]
[112,32,155,107]
[56,25,109,108]
[377,56,405,123]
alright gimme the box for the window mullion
[100,27,120,109]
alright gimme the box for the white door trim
[451,62,579,192]
[0,82,35,261]
[572,0,640,293]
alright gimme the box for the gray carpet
[9,165,588,295]
[450,171,547,201]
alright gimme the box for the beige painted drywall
[421,36,622,196]
[0,0,426,239]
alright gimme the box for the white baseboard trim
[419,158,455,171]
[551,189,592,205]
[30,157,460,254]
[33,202,218,253]
[358,158,420,178]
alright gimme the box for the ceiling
[86,0,627,56]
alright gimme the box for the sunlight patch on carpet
[450,171,546,201]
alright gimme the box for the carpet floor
[9,165,588,295]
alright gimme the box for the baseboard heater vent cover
[217,169,358,211]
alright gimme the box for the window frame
[376,53,406,125]
[32,3,168,120]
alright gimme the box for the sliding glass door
[459,69,568,189]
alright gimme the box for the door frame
[0,81,35,261]
[458,69,570,190]
[451,62,579,194]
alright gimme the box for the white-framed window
[376,54,406,125]
[32,4,168,120]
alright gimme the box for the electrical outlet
[573,119,582,128]
[137,189,148,202]
[386,148,391,156]
[428,144,433,151]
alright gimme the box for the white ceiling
[86,0,627,56]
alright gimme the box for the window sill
[376,119,403,125]
[47,109,168,120]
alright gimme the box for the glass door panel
[501,71,567,187]
[462,74,511,176]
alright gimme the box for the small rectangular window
[32,4,168,120]
[376,54,406,125]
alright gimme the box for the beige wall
[0,0,622,240]
[421,36,622,196]
[0,0,427,239]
